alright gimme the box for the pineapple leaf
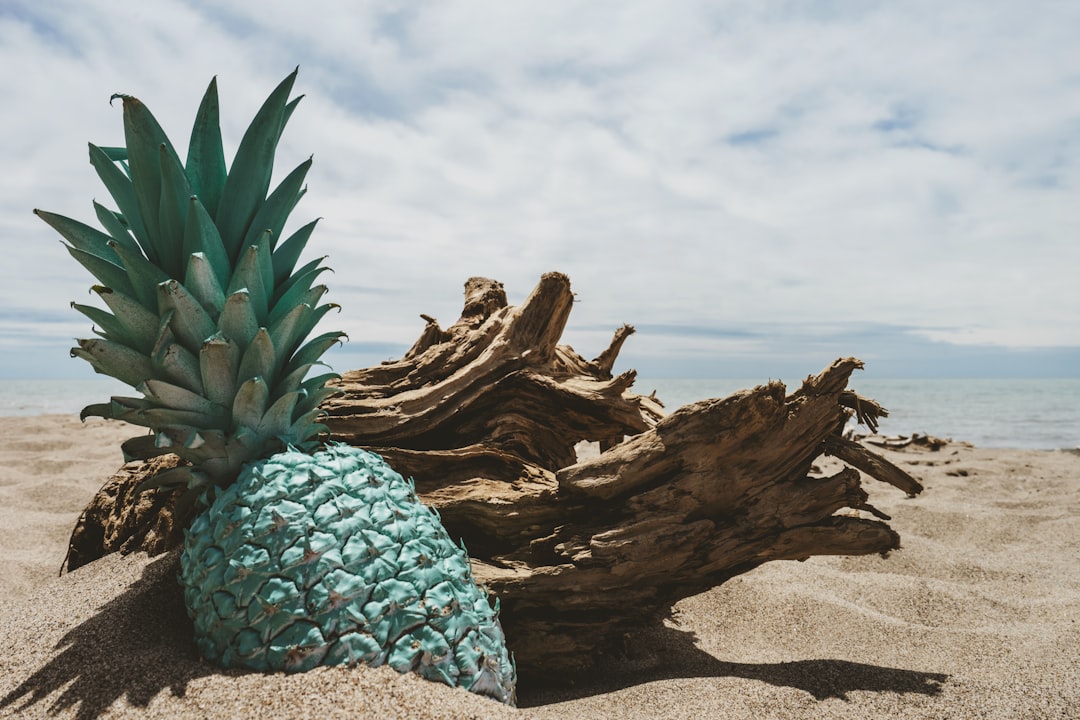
[116,93,189,265]
[287,406,328,441]
[107,238,169,309]
[267,303,314,361]
[219,290,259,351]
[88,143,153,263]
[98,146,129,163]
[185,252,226,318]
[64,245,135,297]
[257,390,303,438]
[271,361,328,399]
[227,244,269,324]
[152,340,204,395]
[274,255,328,304]
[80,401,117,421]
[269,270,329,326]
[223,425,265,477]
[183,196,232,288]
[116,94,172,259]
[158,279,216,352]
[232,377,270,431]
[92,285,160,354]
[237,328,276,386]
[157,143,194,277]
[284,331,346,376]
[242,157,312,251]
[186,77,227,221]
[70,301,134,348]
[34,210,121,265]
[216,68,298,261]
[71,338,154,387]
[293,382,342,418]
[141,378,225,417]
[123,406,231,431]
[269,283,327,326]
[103,395,222,432]
[199,333,240,407]
[92,201,142,257]
[271,218,320,286]
[120,433,159,461]
[256,231,275,313]
[281,94,303,142]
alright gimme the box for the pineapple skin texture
[180,443,516,705]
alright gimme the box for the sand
[1,415,1077,719]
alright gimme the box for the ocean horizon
[3,376,1078,451]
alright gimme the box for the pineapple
[37,70,516,705]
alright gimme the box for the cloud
[1,0,1078,379]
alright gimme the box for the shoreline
[1,414,1077,718]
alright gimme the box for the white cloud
[1,0,1078,379]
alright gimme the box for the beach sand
[1,415,1077,719]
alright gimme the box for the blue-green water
[3,377,1078,450]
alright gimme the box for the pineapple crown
[36,69,344,500]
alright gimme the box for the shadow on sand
[0,551,228,720]
[517,622,949,708]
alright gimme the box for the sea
[2,377,1078,451]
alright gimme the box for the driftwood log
[64,272,922,678]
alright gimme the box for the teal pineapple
[38,70,516,705]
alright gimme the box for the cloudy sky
[1,1,1077,382]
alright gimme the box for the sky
[1,1,1078,382]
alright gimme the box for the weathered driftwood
[64,272,922,677]
[324,274,664,470]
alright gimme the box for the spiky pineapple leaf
[270,283,327,326]
[71,338,154,387]
[219,290,259,351]
[92,201,142,257]
[182,196,231,288]
[274,255,328,304]
[232,377,270,430]
[186,77,227,221]
[185,252,226,318]
[92,285,160,354]
[116,92,187,265]
[158,279,216,352]
[272,257,330,313]
[257,390,303,438]
[157,143,194,277]
[34,210,120,265]
[242,157,312,251]
[216,68,298,261]
[267,303,315,361]
[283,331,346,377]
[64,246,135,297]
[293,372,342,418]
[70,301,131,347]
[152,340,204,394]
[47,70,342,487]
[141,378,225,417]
[271,218,320,286]
[237,328,276,386]
[107,238,169,309]
[199,333,240,407]
[88,143,153,263]
[227,243,270,324]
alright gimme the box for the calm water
[3,377,1078,450]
